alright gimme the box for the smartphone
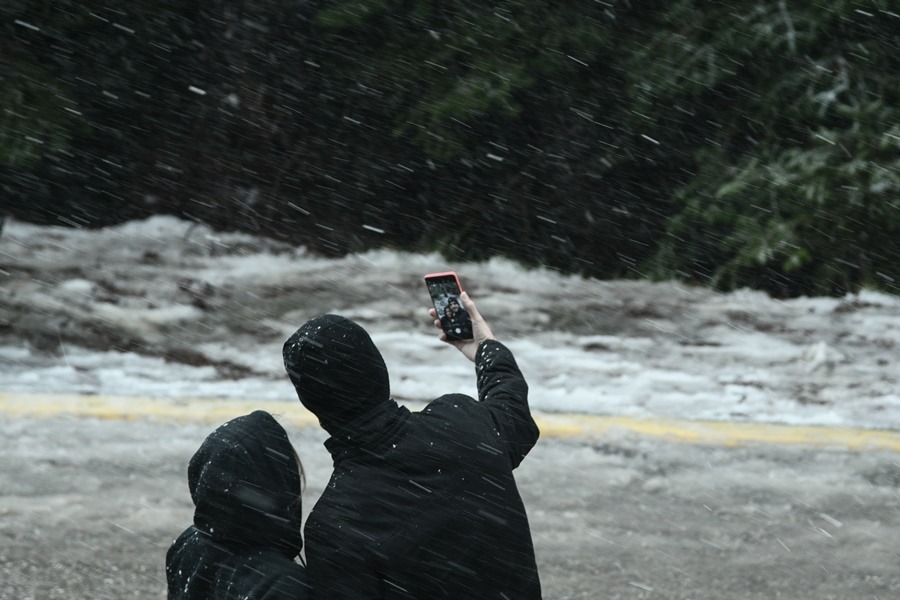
[424,271,474,341]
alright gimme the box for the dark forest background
[2,0,898,297]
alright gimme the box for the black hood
[188,410,304,556]
[283,315,391,435]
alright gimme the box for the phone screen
[425,273,474,341]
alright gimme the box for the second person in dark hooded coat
[283,292,542,599]
[166,410,310,600]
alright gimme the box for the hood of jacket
[187,410,304,555]
[282,314,391,436]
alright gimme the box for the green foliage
[399,58,533,158]
[314,0,393,28]
[309,0,613,157]
[2,0,897,296]
[0,65,78,167]
[0,4,93,167]
[638,0,900,295]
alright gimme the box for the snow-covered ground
[1,216,898,429]
[2,216,899,600]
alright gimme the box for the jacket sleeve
[475,339,540,468]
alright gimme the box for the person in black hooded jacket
[282,291,542,599]
[166,410,310,600]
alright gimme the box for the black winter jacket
[166,411,310,600]
[303,339,542,599]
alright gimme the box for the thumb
[460,291,480,318]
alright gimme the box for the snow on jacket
[166,410,310,600]
[283,315,542,599]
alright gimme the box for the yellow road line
[2,392,898,452]
[540,413,900,452]
[0,392,320,428]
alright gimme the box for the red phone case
[423,271,464,291]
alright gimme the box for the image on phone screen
[425,273,474,341]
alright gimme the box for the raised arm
[474,338,539,468]
[429,292,539,467]
[428,290,494,361]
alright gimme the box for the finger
[460,291,480,319]
[428,308,437,319]
[433,318,442,329]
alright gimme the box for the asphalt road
[2,403,898,600]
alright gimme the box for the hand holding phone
[424,272,473,341]
[425,272,495,361]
